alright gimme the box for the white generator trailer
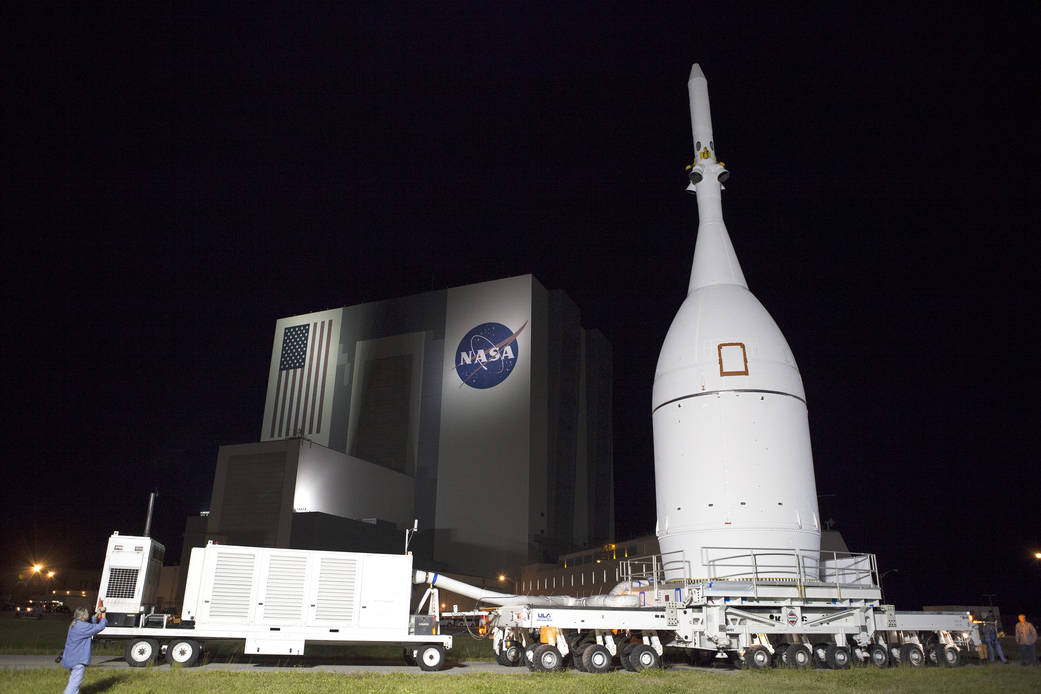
[427,547,978,673]
[96,532,452,670]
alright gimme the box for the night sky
[6,3,1039,617]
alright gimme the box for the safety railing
[621,547,880,599]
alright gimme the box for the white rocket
[653,64,821,579]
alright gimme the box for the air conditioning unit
[97,532,165,627]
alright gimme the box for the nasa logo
[455,321,526,389]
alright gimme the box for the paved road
[0,654,513,674]
[0,654,729,675]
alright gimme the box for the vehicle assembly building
[201,274,614,576]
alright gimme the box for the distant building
[197,275,613,578]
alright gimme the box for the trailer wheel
[403,647,417,666]
[825,645,850,670]
[125,638,159,667]
[534,644,564,672]
[941,645,961,667]
[744,645,772,669]
[772,643,789,667]
[629,644,661,671]
[416,643,445,671]
[502,641,523,667]
[869,644,889,668]
[786,644,811,669]
[899,643,924,668]
[495,642,519,667]
[583,644,613,674]
[165,639,201,667]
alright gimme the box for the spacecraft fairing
[653,64,821,580]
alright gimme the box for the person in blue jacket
[982,614,1008,663]
[61,600,107,694]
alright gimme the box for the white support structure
[485,547,978,672]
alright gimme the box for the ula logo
[455,321,527,389]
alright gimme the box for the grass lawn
[1,666,1039,694]
[2,615,1037,693]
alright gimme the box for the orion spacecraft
[653,65,821,579]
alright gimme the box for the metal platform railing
[621,547,880,600]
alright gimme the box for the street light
[31,564,43,574]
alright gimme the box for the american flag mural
[269,319,334,438]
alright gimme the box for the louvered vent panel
[263,555,307,621]
[209,552,255,619]
[105,568,138,599]
[315,557,357,622]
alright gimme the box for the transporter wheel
[744,645,772,669]
[524,643,539,671]
[825,645,851,670]
[416,643,446,671]
[534,644,564,672]
[942,645,961,667]
[125,638,159,667]
[899,643,924,668]
[165,639,201,667]
[786,644,811,669]
[811,642,830,668]
[869,644,889,668]
[629,644,661,671]
[404,647,418,666]
[583,644,613,674]
[502,641,523,667]
[772,643,790,667]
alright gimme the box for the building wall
[207,440,298,548]
[209,274,612,579]
[207,440,415,542]
[293,439,414,528]
[435,275,534,575]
